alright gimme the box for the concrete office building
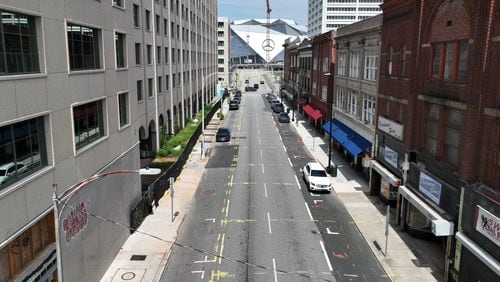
[0,0,217,281]
[308,0,383,37]
[217,17,230,86]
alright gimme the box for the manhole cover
[130,255,147,261]
[121,272,136,280]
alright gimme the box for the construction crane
[265,0,272,69]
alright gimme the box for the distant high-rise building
[308,0,383,36]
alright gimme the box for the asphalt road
[161,69,389,281]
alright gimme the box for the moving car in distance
[253,83,259,89]
[302,162,332,192]
[245,86,257,92]
[260,80,265,84]
[229,100,239,110]
[216,127,231,142]
[278,112,290,123]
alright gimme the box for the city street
[160,69,388,281]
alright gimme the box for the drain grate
[130,255,147,261]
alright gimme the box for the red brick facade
[311,31,336,121]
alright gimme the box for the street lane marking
[279,135,282,141]
[204,218,216,223]
[320,240,333,271]
[225,199,230,217]
[264,183,268,198]
[195,256,216,263]
[260,149,263,158]
[295,175,301,189]
[288,157,293,167]
[230,175,233,187]
[304,203,314,221]
[283,145,287,152]
[326,228,339,235]
[310,192,320,197]
[219,234,225,264]
[261,163,265,174]
[272,258,278,282]
[259,138,262,145]
[191,270,205,279]
[313,200,323,204]
[267,212,272,234]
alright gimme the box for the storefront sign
[381,178,390,199]
[384,146,398,169]
[378,116,404,140]
[418,172,442,204]
[62,199,90,243]
[474,205,500,247]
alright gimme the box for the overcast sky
[217,0,308,26]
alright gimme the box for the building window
[135,43,141,65]
[0,10,40,75]
[349,51,360,78]
[337,52,346,76]
[73,100,105,150]
[430,41,468,82]
[347,89,358,115]
[145,9,151,31]
[165,47,169,63]
[118,93,129,127]
[172,73,176,88]
[164,19,168,36]
[322,56,329,73]
[336,87,345,109]
[148,78,153,97]
[146,45,152,64]
[321,85,327,101]
[137,80,143,101]
[133,4,140,27]
[157,76,162,93]
[67,24,100,71]
[362,96,375,125]
[218,50,224,55]
[218,58,224,64]
[364,50,377,81]
[388,46,394,76]
[0,117,47,189]
[115,32,126,68]
[155,15,160,34]
[313,57,317,70]
[156,46,161,63]
[112,0,123,8]
[444,109,462,166]
[166,75,169,90]
[401,45,407,77]
[425,104,440,156]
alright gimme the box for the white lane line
[326,228,339,235]
[267,212,272,234]
[313,199,323,204]
[219,234,225,264]
[259,138,262,145]
[283,145,287,152]
[295,175,301,189]
[191,270,205,279]
[288,157,293,167]
[204,218,216,223]
[304,202,314,221]
[261,163,265,174]
[225,199,230,217]
[279,135,282,141]
[260,149,263,158]
[320,240,333,271]
[230,175,233,187]
[194,255,215,263]
[272,258,278,282]
[264,183,268,198]
[310,192,321,197]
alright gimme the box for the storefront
[370,159,401,204]
[322,118,372,172]
[303,104,324,130]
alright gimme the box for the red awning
[303,104,315,116]
[310,110,323,121]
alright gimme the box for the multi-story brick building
[376,0,499,281]
[330,16,381,177]
[0,0,217,281]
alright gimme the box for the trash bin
[328,164,337,177]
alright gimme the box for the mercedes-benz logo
[262,39,275,51]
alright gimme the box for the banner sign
[474,205,500,246]
[418,172,442,205]
[384,146,398,169]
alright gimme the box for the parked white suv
[302,162,332,192]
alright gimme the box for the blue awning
[322,119,372,157]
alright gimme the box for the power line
[56,199,336,282]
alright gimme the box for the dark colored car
[245,86,257,92]
[253,83,259,89]
[232,97,241,104]
[267,94,277,102]
[229,101,239,110]
[260,81,265,84]
[216,128,231,142]
[272,103,284,113]
[270,99,281,107]
[234,91,242,98]
[235,89,242,95]
[245,79,249,84]
[278,112,290,123]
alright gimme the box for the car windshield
[0,169,5,176]
[311,170,327,177]
[218,128,229,134]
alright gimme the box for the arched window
[401,45,407,77]
[388,46,394,76]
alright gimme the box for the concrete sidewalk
[290,115,440,282]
